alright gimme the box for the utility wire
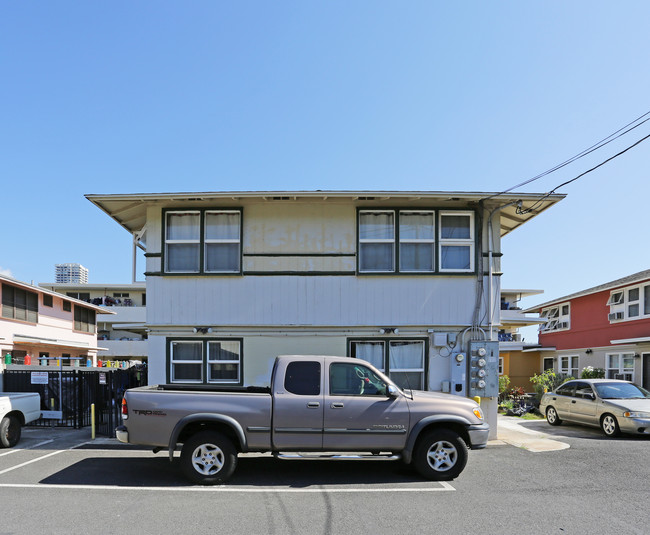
[517,130,650,214]
[483,109,650,202]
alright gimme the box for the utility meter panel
[449,352,466,397]
[467,341,500,398]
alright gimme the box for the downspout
[487,201,521,341]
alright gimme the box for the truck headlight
[623,411,650,418]
[473,407,484,420]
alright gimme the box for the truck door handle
[331,403,344,409]
[307,402,320,408]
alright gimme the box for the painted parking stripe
[0,440,89,476]
[0,481,455,492]
[0,440,54,457]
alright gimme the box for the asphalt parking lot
[1,420,649,535]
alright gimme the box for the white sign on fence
[41,411,63,419]
[30,372,49,384]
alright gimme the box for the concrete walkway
[492,414,570,452]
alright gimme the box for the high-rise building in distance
[55,263,88,284]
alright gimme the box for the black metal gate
[2,366,147,437]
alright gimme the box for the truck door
[323,361,409,451]
[272,358,324,450]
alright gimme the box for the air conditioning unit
[614,373,633,381]
[608,312,624,321]
[558,322,569,329]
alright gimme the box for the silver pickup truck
[117,355,489,484]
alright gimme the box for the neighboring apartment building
[39,282,147,366]
[526,269,650,389]
[86,190,565,434]
[0,274,108,371]
[497,289,546,391]
[55,263,89,284]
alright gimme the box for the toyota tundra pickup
[117,355,489,484]
[1,392,41,448]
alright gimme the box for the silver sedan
[539,379,650,437]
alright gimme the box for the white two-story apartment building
[87,190,564,434]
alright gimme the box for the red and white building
[526,269,650,389]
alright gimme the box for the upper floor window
[608,283,650,322]
[164,209,241,274]
[2,285,38,323]
[540,303,570,332]
[358,209,473,274]
[439,211,474,272]
[74,306,96,333]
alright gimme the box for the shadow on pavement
[39,455,433,488]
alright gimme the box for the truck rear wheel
[413,429,467,481]
[180,431,237,485]
[0,415,21,448]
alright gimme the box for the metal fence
[2,366,147,437]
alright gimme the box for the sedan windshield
[594,382,650,399]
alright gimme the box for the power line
[483,109,650,202]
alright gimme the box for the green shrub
[498,375,511,401]
[530,369,571,400]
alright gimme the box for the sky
[1,2,649,342]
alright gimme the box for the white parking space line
[0,440,88,476]
[0,481,455,492]
[0,440,54,457]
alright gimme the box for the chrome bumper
[467,422,490,449]
[115,425,129,444]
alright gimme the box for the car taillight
[121,397,128,420]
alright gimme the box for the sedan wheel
[601,414,620,437]
[546,407,562,426]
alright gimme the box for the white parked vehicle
[0,393,41,447]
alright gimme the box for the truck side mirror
[387,384,399,398]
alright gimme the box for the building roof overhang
[85,190,566,241]
[13,334,108,352]
[610,336,650,345]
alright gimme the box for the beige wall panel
[243,256,356,272]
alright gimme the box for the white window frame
[164,210,201,273]
[170,341,203,383]
[438,211,475,273]
[203,210,241,273]
[398,210,435,273]
[559,355,579,378]
[358,210,396,273]
[608,283,650,323]
[498,356,504,375]
[540,302,570,332]
[207,340,241,384]
[606,352,635,382]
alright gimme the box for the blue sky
[1,2,649,340]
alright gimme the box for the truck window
[329,362,387,396]
[284,361,321,395]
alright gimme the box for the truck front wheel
[180,431,237,485]
[413,429,468,481]
[0,415,21,448]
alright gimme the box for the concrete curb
[493,414,570,452]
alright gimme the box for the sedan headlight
[623,411,650,418]
[473,407,484,420]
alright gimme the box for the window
[285,361,321,395]
[498,357,504,375]
[63,300,71,312]
[349,339,426,390]
[2,285,38,323]
[543,357,554,371]
[608,284,650,322]
[556,383,575,396]
[74,306,96,333]
[399,211,435,272]
[559,355,579,378]
[169,338,242,384]
[540,303,570,332]
[358,211,395,272]
[358,209,474,274]
[574,382,594,399]
[164,209,241,274]
[66,292,90,302]
[439,212,474,272]
[330,362,388,396]
[113,293,129,298]
[606,353,635,382]
[43,294,53,307]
